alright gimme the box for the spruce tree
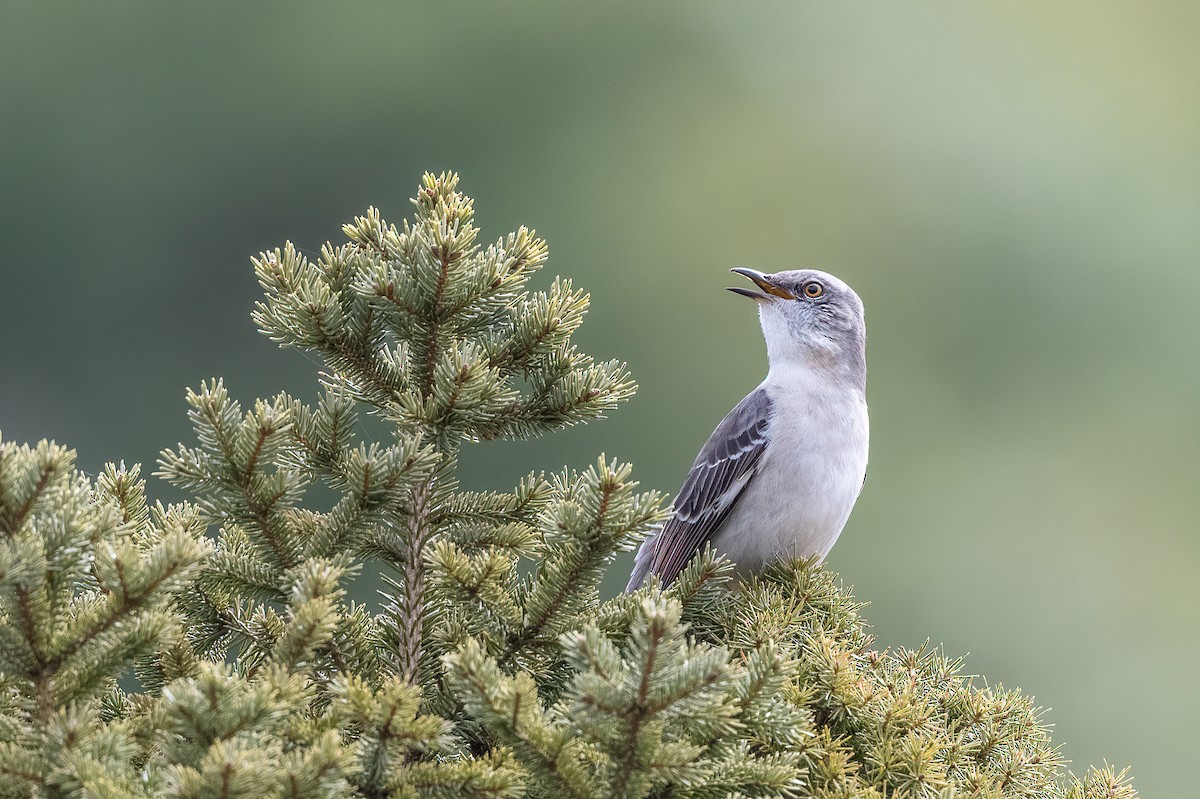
[0,173,1138,799]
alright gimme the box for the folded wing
[626,387,772,590]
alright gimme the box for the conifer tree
[0,173,1138,799]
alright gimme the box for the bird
[626,267,869,591]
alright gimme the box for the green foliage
[0,174,1138,799]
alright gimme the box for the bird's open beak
[728,267,795,301]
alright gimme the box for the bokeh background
[2,2,1197,793]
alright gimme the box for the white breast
[709,363,869,577]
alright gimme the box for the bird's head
[729,267,866,389]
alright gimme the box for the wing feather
[626,388,771,590]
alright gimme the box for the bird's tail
[623,526,660,592]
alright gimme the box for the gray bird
[626,268,869,590]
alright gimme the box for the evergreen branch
[500,478,619,666]
[395,473,434,684]
[15,586,52,723]
[420,246,453,398]
[0,459,53,537]
[316,337,406,410]
[431,475,551,529]
[503,461,663,671]
[53,537,203,671]
[445,640,592,799]
[608,605,662,799]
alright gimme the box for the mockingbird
[626,268,869,590]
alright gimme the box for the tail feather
[624,527,659,592]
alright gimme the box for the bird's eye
[802,281,824,298]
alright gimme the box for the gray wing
[626,387,771,591]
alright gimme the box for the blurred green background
[2,1,1196,793]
